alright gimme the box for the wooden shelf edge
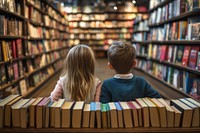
[136,55,200,75]
[134,67,191,98]
[132,40,200,45]
[149,9,200,27]
[0,7,25,20]
[23,68,61,98]
[1,127,200,132]
[148,0,173,13]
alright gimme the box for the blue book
[89,102,96,128]
[114,102,123,128]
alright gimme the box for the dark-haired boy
[100,41,161,103]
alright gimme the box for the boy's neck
[114,73,133,79]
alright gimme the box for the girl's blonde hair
[61,45,95,101]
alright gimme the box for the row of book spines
[146,44,200,70]
[149,20,188,41]
[0,40,23,62]
[0,15,23,36]
[136,59,199,98]
[1,95,200,128]
[149,0,200,23]
[24,6,67,29]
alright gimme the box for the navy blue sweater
[100,76,161,103]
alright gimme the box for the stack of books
[0,94,200,128]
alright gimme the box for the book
[114,102,123,128]
[196,51,200,70]
[13,62,19,80]
[127,101,139,127]
[190,22,200,40]
[19,79,27,96]
[6,64,14,82]
[119,102,133,128]
[101,103,108,128]
[136,98,149,127]
[157,98,175,127]
[4,96,22,127]
[54,99,65,128]
[16,39,23,57]
[95,102,101,128]
[20,99,36,128]
[170,99,193,127]
[185,98,200,127]
[175,46,184,65]
[142,98,160,127]
[0,94,19,128]
[44,101,54,128]
[108,102,118,128]
[50,101,58,127]
[29,97,43,128]
[82,104,90,128]
[36,97,50,128]
[0,65,7,86]
[89,102,96,128]
[150,98,167,127]
[11,99,30,127]
[72,101,84,128]
[179,98,199,127]
[182,46,191,66]
[171,106,182,127]
[188,46,199,69]
[61,101,74,128]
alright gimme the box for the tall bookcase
[67,0,148,57]
[132,0,200,101]
[0,0,68,98]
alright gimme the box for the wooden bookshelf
[133,0,200,101]
[0,0,68,98]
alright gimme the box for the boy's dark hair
[107,41,136,74]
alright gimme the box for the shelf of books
[132,0,200,101]
[1,95,200,132]
[0,0,69,99]
[67,0,148,55]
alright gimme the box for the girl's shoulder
[94,77,101,85]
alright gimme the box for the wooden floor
[30,58,115,98]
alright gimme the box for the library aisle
[30,58,115,98]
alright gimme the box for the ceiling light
[132,0,136,4]
[113,6,117,10]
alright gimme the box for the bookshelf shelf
[105,11,148,14]
[132,30,149,33]
[135,67,191,98]
[0,35,25,40]
[136,55,200,76]
[0,56,27,65]
[0,76,25,92]
[67,12,105,15]
[149,9,200,28]
[148,0,173,12]
[0,8,25,20]
[105,19,134,21]
[69,20,105,22]
[23,68,61,98]
[26,1,47,15]
[1,127,200,132]
[132,40,200,45]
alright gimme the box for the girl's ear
[132,59,137,68]
[108,62,114,70]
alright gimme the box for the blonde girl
[50,45,101,102]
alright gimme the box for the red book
[127,101,139,127]
[160,45,168,61]
[188,46,199,69]
[11,40,17,59]
[13,62,19,79]
[182,46,191,66]
[16,39,23,57]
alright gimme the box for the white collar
[114,73,133,79]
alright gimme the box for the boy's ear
[108,62,114,70]
[132,59,137,68]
